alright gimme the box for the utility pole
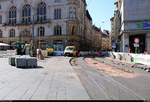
[65,20,68,48]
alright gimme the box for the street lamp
[30,15,36,57]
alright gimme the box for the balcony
[0,35,81,44]
[67,0,78,5]
[2,19,51,27]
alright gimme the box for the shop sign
[134,43,139,47]
[137,23,150,29]
[143,23,150,28]
[137,23,144,29]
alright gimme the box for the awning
[0,43,10,46]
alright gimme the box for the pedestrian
[24,44,30,55]
[37,48,40,59]
[37,48,44,60]
[77,50,80,57]
[144,49,148,55]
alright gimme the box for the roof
[102,30,110,36]
[92,25,101,32]
[86,10,92,21]
[0,43,10,46]
[82,0,87,6]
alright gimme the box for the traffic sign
[134,38,139,44]
[134,43,139,47]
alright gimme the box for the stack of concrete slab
[9,55,21,66]
[26,58,37,68]
[15,57,27,68]
[9,55,37,68]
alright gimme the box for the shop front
[129,34,146,53]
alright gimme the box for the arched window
[0,30,2,38]
[54,25,62,35]
[37,2,46,22]
[20,30,31,37]
[9,29,15,37]
[71,26,76,35]
[0,15,2,24]
[38,27,45,37]
[9,6,17,24]
[22,4,31,24]
[69,7,76,19]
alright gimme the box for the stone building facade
[101,30,111,51]
[84,10,93,50]
[112,0,150,53]
[0,0,86,51]
[92,25,102,51]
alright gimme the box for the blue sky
[86,0,115,31]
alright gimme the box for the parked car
[46,44,54,56]
[46,47,54,56]
[64,46,77,57]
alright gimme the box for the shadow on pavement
[17,66,44,69]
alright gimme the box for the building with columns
[0,0,86,51]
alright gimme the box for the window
[38,27,45,37]
[22,4,31,24]
[20,30,31,37]
[0,30,2,38]
[9,6,17,24]
[54,0,61,3]
[37,2,46,22]
[71,26,76,35]
[0,15,2,24]
[9,29,15,37]
[54,8,61,19]
[54,25,62,35]
[69,7,76,19]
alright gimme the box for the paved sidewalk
[95,57,149,74]
[0,57,89,100]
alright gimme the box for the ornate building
[0,0,86,51]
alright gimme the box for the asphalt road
[73,57,150,100]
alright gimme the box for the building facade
[112,0,150,53]
[0,0,86,51]
[92,25,102,51]
[101,30,111,51]
[84,10,93,50]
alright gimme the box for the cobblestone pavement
[73,57,150,100]
[95,57,150,73]
[0,57,89,100]
[0,50,16,58]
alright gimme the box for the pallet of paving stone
[26,58,37,68]
[9,57,16,66]
[15,57,37,68]
[9,55,21,66]
[15,57,27,68]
